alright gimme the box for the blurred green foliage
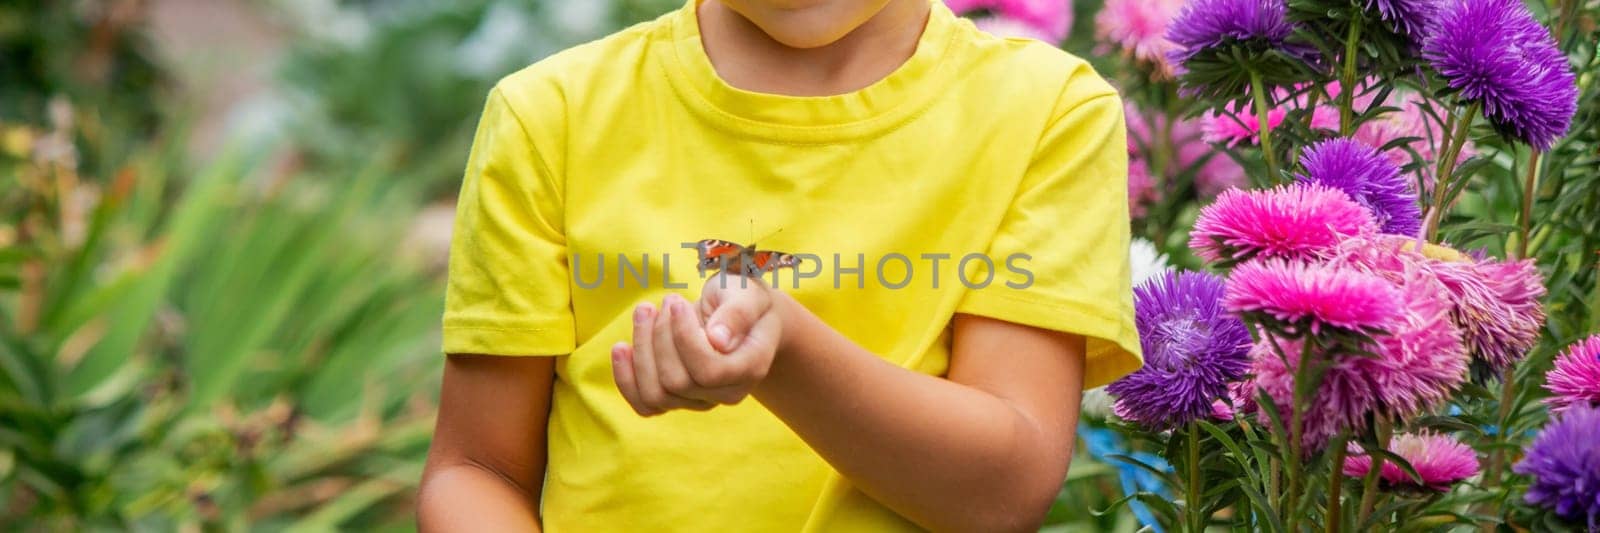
[274,0,680,197]
[0,0,168,178]
[0,127,444,528]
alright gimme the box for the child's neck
[698,0,931,98]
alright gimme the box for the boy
[419,0,1141,530]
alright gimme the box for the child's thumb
[704,300,760,353]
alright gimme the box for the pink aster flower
[1434,257,1547,379]
[1343,432,1481,492]
[1252,335,1363,448]
[1247,247,1466,449]
[973,14,1057,41]
[1211,398,1235,420]
[1124,103,1248,215]
[1095,0,1186,77]
[1202,103,1339,148]
[1227,378,1259,415]
[1190,183,1379,264]
[947,0,1072,42]
[1545,335,1600,413]
[1332,236,1546,381]
[1128,158,1158,218]
[1225,259,1403,335]
[1126,102,1248,199]
[1326,240,1471,416]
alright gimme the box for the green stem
[1249,71,1280,183]
[1339,16,1364,136]
[1484,375,1520,488]
[1424,102,1481,241]
[1188,422,1204,532]
[1286,339,1312,532]
[1270,456,1282,513]
[1514,151,1541,260]
[1356,419,1392,529]
[1326,433,1349,533]
[1555,0,1575,42]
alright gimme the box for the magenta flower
[1343,432,1480,492]
[1298,138,1422,237]
[1096,0,1186,77]
[1224,259,1402,335]
[947,0,1072,42]
[1190,184,1379,264]
[1423,0,1579,150]
[1545,335,1600,413]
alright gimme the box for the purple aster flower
[1365,0,1439,38]
[1298,138,1423,237]
[1515,406,1600,529]
[1225,258,1403,336]
[1107,270,1252,430]
[1190,183,1379,264]
[1422,0,1579,151]
[1545,335,1600,413]
[1342,432,1480,492]
[1167,0,1296,68]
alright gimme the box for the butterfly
[694,239,801,277]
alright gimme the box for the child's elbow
[956,500,1052,533]
[950,477,1061,533]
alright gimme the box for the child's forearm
[417,464,543,532]
[753,294,1078,532]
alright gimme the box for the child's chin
[750,21,861,49]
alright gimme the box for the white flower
[1129,237,1170,285]
[1081,386,1116,420]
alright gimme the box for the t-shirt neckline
[662,0,960,143]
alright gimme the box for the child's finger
[667,299,753,404]
[652,296,700,400]
[645,298,716,412]
[610,342,650,416]
[629,303,668,416]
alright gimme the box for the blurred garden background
[3,0,1597,531]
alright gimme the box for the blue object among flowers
[1079,424,1175,532]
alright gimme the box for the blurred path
[147,0,287,157]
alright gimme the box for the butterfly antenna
[752,227,783,247]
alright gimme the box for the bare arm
[754,298,1085,532]
[418,354,554,532]
[612,276,1087,532]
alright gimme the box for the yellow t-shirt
[441,1,1142,530]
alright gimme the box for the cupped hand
[611,273,784,416]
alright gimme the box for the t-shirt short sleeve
[955,85,1144,389]
[441,85,575,356]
